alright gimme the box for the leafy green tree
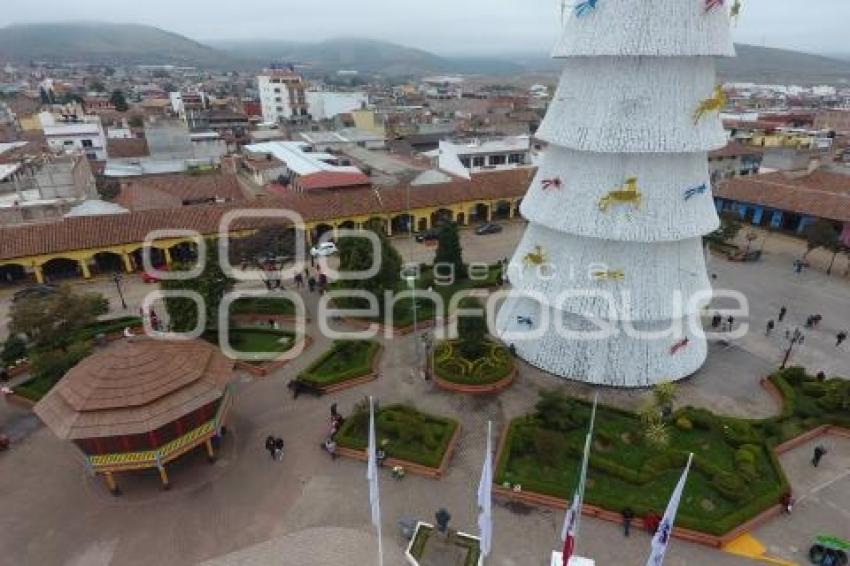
[1,335,27,366]
[712,212,743,243]
[128,114,145,128]
[804,219,839,259]
[161,244,234,332]
[30,342,92,388]
[337,225,402,301]
[652,380,677,416]
[109,89,129,112]
[95,176,121,200]
[434,222,466,279]
[9,286,106,351]
[457,297,488,359]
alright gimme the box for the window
[472,156,486,167]
[508,153,524,164]
[274,88,281,93]
[276,106,284,113]
[86,152,97,160]
[63,140,74,146]
[81,139,93,148]
[275,97,282,103]
[459,157,471,168]
[489,154,507,166]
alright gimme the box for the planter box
[299,343,383,395]
[433,366,516,395]
[235,335,313,378]
[336,421,461,479]
[405,522,482,566]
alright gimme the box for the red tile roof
[106,138,149,159]
[114,173,247,211]
[0,168,532,262]
[708,141,763,160]
[295,171,371,191]
[715,170,850,223]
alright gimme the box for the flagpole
[572,393,598,558]
[478,420,494,561]
[645,453,693,566]
[367,396,384,566]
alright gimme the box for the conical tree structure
[496,1,735,387]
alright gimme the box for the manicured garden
[409,524,481,566]
[297,340,379,389]
[496,368,850,536]
[432,340,513,386]
[229,296,295,316]
[335,402,458,469]
[203,327,297,362]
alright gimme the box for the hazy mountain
[0,22,248,69]
[1,22,848,85]
[510,44,850,85]
[210,37,523,76]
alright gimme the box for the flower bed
[336,403,459,471]
[432,340,514,390]
[496,370,850,539]
[203,327,297,364]
[406,522,482,566]
[297,340,380,392]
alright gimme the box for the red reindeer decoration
[670,337,690,355]
[704,0,725,12]
[541,177,563,191]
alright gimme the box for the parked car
[12,284,58,303]
[310,242,339,257]
[475,223,503,236]
[141,266,168,283]
[415,229,440,243]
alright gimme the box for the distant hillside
[0,23,247,69]
[211,37,523,76]
[718,44,850,85]
[517,44,850,85]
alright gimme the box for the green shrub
[711,471,749,502]
[675,417,693,431]
[779,366,807,385]
[722,420,760,446]
[1,335,27,366]
[533,430,569,468]
[800,381,827,397]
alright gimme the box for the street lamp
[780,327,805,369]
[112,272,127,310]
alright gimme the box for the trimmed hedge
[298,340,379,387]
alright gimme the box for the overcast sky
[2,0,848,56]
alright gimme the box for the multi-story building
[43,117,107,161]
[257,68,309,124]
[433,136,535,179]
[708,142,763,183]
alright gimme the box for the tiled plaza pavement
[1,223,849,565]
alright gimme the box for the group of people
[710,313,735,332]
[264,435,285,461]
[294,267,328,294]
[766,306,848,348]
[321,404,344,460]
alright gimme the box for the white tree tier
[506,224,710,321]
[537,56,727,153]
[522,147,719,241]
[553,0,734,58]
[496,295,707,387]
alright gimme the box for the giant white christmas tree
[496,0,736,387]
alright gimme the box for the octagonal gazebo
[34,337,234,494]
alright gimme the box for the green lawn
[74,316,143,341]
[433,339,513,385]
[298,340,379,388]
[229,296,295,316]
[203,328,296,363]
[336,403,458,469]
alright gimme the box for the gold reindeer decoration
[522,245,547,268]
[591,269,625,281]
[692,85,727,124]
[598,177,642,212]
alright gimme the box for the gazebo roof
[34,338,234,441]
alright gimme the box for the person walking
[778,306,787,322]
[294,272,304,288]
[621,507,634,537]
[308,276,317,293]
[273,437,284,461]
[726,315,735,331]
[265,436,276,460]
[766,320,775,336]
[812,445,827,467]
[711,312,722,329]
[837,331,847,347]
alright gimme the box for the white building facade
[495,0,734,387]
[257,69,309,124]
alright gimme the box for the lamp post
[780,327,805,369]
[112,272,127,310]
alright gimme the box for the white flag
[645,454,693,566]
[477,421,493,557]
[366,397,384,566]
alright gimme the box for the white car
[310,242,339,257]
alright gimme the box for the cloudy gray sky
[2,0,848,56]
